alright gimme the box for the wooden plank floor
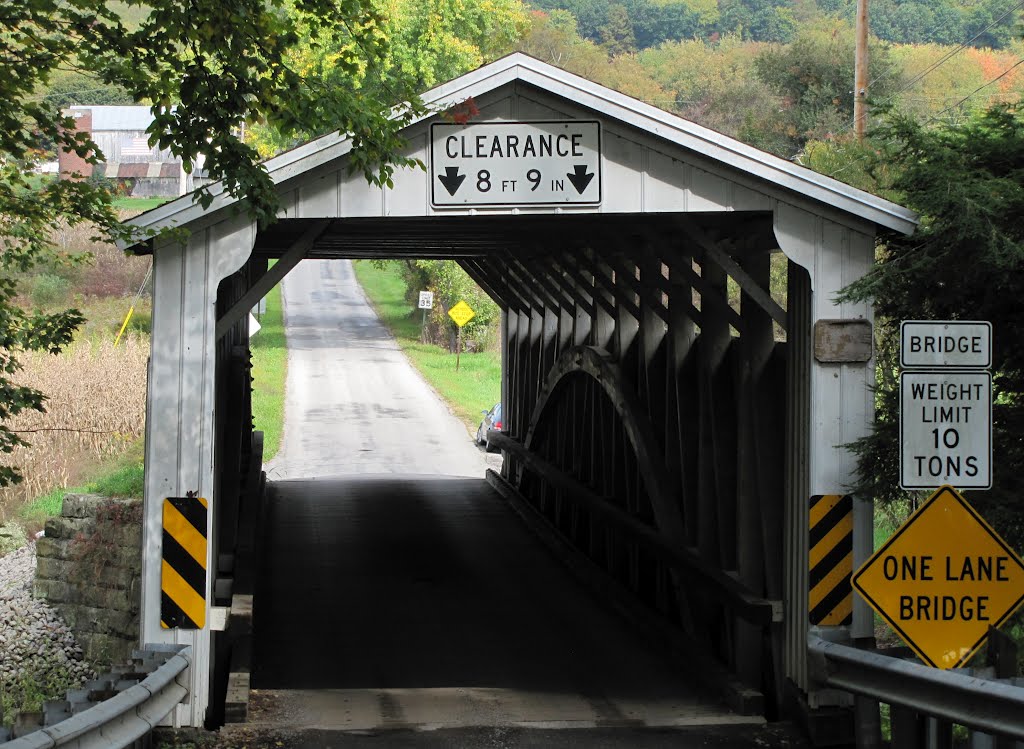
[251,476,760,733]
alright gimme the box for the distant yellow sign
[853,485,1024,669]
[448,300,475,328]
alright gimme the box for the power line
[851,0,1024,129]
[828,57,1023,181]
[928,57,1024,123]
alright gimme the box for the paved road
[246,259,799,747]
[265,258,490,480]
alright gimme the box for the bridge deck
[251,475,760,733]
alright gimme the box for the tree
[638,35,791,151]
[247,0,529,157]
[518,10,670,103]
[839,104,1024,546]
[527,0,613,42]
[599,4,638,56]
[623,0,709,50]
[754,19,902,154]
[383,0,530,90]
[817,0,1020,49]
[1,0,422,487]
[719,0,797,42]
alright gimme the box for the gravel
[0,542,94,703]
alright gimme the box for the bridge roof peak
[126,51,916,247]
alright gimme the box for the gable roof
[127,52,916,240]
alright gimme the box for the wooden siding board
[385,134,429,217]
[340,167,385,217]
[297,170,341,217]
[602,132,643,213]
[689,168,730,212]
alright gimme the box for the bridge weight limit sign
[900,321,992,490]
[853,322,1024,668]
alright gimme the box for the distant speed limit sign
[418,291,434,310]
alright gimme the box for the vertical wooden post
[854,0,870,141]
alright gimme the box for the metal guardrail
[4,645,192,749]
[809,635,1024,741]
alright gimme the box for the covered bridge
[125,53,916,728]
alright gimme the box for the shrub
[30,274,72,307]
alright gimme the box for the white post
[142,216,254,726]
[775,204,876,703]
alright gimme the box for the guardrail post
[891,705,926,749]
[926,717,953,749]
[854,695,882,749]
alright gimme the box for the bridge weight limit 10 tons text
[899,321,992,490]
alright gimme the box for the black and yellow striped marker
[809,494,853,626]
[161,496,208,629]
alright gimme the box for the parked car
[476,403,502,452]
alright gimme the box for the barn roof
[126,52,916,243]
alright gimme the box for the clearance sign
[853,486,1024,668]
[430,121,601,207]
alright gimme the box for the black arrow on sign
[566,165,595,195]
[438,167,466,196]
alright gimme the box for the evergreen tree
[599,4,638,56]
[840,104,1024,546]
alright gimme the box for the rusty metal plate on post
[814,319,873,363]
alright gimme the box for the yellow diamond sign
[448,300,475,328]
[853,485,1024,669]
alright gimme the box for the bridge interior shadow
[251,475,697,700]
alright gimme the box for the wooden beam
[676,216,787,329]
[599,250,671,325]
[216,220,328,340]
[488,431,781,625]
[559,252,627,319]
[506,257,561,311]
[458,259,511,310]
[552,255,614,319]
[467,259,531,311]
[518,255,579,313]
[565,253,634,321]
[661,253,742,332]
[530,256,598,318]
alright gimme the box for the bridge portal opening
[203,210,804,730]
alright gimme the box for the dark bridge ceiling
[250,211,777,261]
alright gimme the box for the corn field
[0,336,148,519]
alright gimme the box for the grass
[351,260,501,428]
[18,441,145,529]
[250,272,287,461]
[112,196,169,212]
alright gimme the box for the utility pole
[854,0,869,141]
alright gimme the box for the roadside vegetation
[251,280,287,461]
[0,288,150,534]
[352,260,501,429]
